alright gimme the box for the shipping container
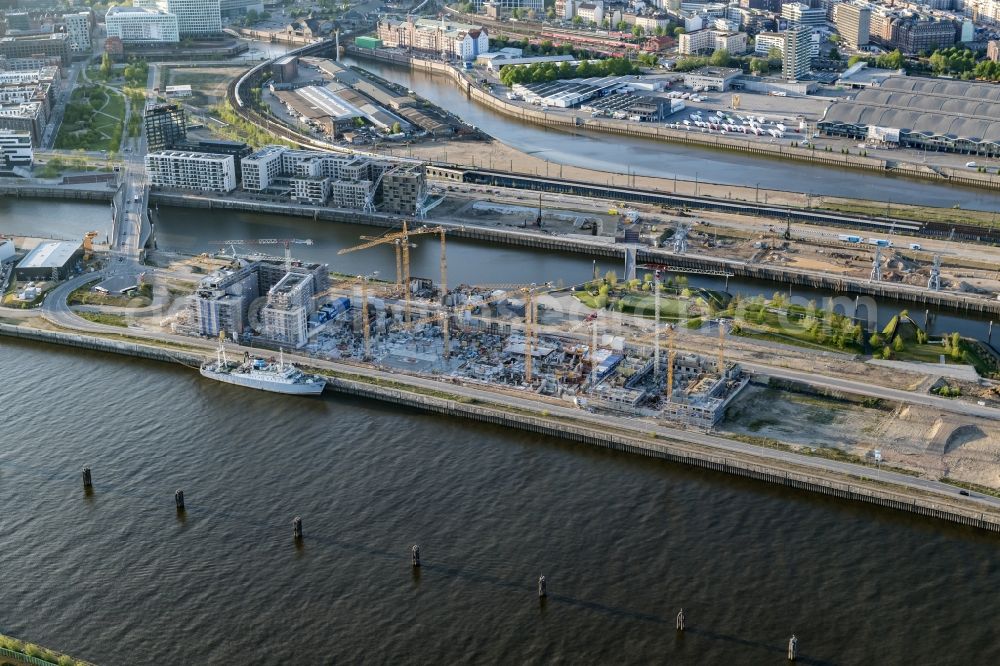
[355,36,383,50]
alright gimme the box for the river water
[2,199,991,340]
[339,56,1000,213]
[148,204,994,341]
[1,339,999,664]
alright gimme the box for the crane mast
[653,269,661,378]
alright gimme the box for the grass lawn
[76,312,129,327]
[54,85,124,152]
[165,67,245,109]
[69,283,152,308]
[819,198,999,229]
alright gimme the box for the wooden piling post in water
[82,467,92,488]
[411,544,420,567]
[292,516,303,540]
[175,489,185,511]
[537,575,547,598]
[788,635,798,661]
[676,609,685,631]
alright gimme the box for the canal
[152,204,995,341]
[340,55,1000,213]
[1,199,990,340]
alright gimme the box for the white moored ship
[200,342,326,396]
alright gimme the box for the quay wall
[151,191,1000,317]
[347,47,1000,192]
[2,321,998,534]
[0,184,115,201]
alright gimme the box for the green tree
[632,25,644,38]
[390,121,401,134]
[100,52,112,79]
[673,26,685,37]
[893,336,904,352]
[709,48,731,67]
[749,57,769,75]
[572,15,583,25]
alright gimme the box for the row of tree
[498,57,639,87]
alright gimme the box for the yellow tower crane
[337,223,448,326]
[717,318,726,372]
[467,282,562,383]
[667,323,676,402]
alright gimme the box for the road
[24,277,1000,519]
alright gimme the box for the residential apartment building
[755,31,785,55]
[834,3,871,49]
[782,24,812,80]
[888,15,956,53]
[262,271,315,347]
[377,17,489,61]
[965,0,1000,26]
[0,100,44,143]
[679,28,748,55]
[240,145,286,190]
[0,128,31,166]
[380,165,425,215]
[105,6,180,44]
[329,180,372,209]
[62,12,91,53]
[290,176,330,204]
[145,150,236,192]
[782,2,826,26]
[575,2,605,25]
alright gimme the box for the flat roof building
[144,103,186,152]
[0,128,32,166]
[146,150,236,192]
[0,34,71,66]
[106,6,180,44]
[135,0,222,36]
[63,12,92,53]
[15,240,83,280]
[682,66,742,91]
[834,3,871,50]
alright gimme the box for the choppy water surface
[1,341,998,664]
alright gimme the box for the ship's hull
[199,367,326,395]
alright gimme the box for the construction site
[167,225,748,429]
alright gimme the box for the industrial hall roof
[820,77,1000,145]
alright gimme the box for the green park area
[573,271,728,325]
[54,84,124,152]
[573,275,1000,378]
[68,282,152,308]
[872,312,999,379]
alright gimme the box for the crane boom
[211,238,314,273]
